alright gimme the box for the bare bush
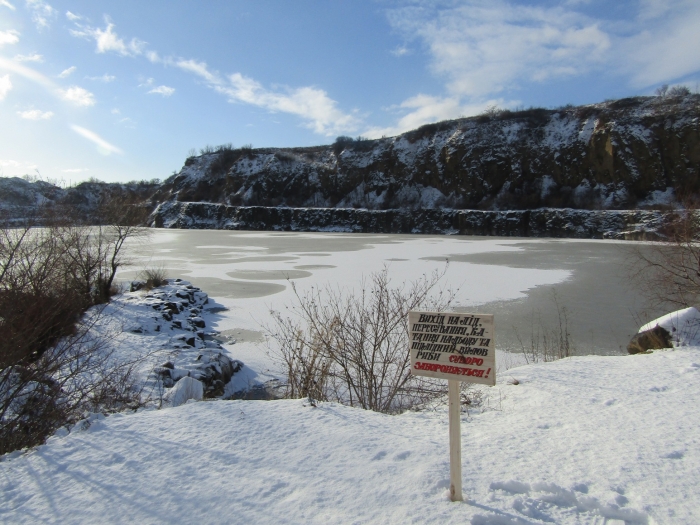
[267,266,457,413]
[512,290,575,364]
[140,266,168,290]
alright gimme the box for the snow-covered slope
[1,348,698,524]
[156,95,700,212]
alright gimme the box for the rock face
[627,326,673,354]
[152,95,700,212]
[151,201,676,239]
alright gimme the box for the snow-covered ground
[1,347,698,524]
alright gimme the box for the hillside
[154,94,700,211]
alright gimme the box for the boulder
[627,325,673,354]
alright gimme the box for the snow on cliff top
[1,347,698,524]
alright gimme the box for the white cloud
[0,29,19,47]
[58,66,76,78]
[61,168,88,173]
[174,59,359,135]
[226,73,360,135]
[18,108,53,119]
[391,46,409,57]
[87,73,115,83]
[70,125,122,155]
[62,86,95,106]
[621,1,700,87]
[148,85,175,97]
[388,1,610,99]
[363,94,510,138]
[0,74,11,100]
[14,53,43,62]
[71,20,145,56]
[65,10,80,21]
[175,59,220,84]
[25,0,57,29]
[0,0,16,10]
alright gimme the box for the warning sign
[408,311,495,386]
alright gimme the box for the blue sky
[1,0,699,184]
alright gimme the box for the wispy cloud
[0,29,20,47]
[363,94,509,138]
[58,66,76,78]
[65,10,80,21]
[0,58,95,107]
[25,0,57,29]
[0,74,12,100]
[0,0,15,10]
[87,73,115,83]
[387,1,610,99]
[18,108,53,119]
[620,0,700,87]
[70,125,122,155]
[71,19,145,56]
[14,53,43,62]
[372,0,700,135]
[68,19,359,136]
[148,85,174,97]
[62,86,95,106]
[61,167,89,173]
[175,59,359,135]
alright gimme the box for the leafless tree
[0,206,148,454]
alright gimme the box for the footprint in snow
[393,451,411,461]
[371,451,387,461]
[663,450,684,459]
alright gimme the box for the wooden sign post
[408,311,496,502]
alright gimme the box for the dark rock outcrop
[151,201,676,239]
[627,325,673,354]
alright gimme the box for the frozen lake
[121,230,665,381]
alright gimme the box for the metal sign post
[408,311,496,502]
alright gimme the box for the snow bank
[640,307,700,346]
[1,348,698,524]
[165,376,204,407]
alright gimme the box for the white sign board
[408,311,495,386]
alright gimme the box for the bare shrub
[512,290,575,364]
[140,266,168,290]
[267,266,457,413]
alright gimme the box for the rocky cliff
[153,94,700,211]
[150,201,670,240]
